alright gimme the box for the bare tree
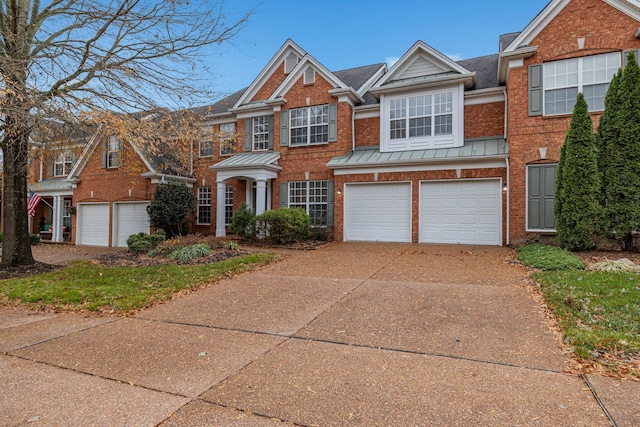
[0,0,250,266]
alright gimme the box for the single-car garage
[113,202,151,247]
[420,179,501,245]
[344,182,411,242]
[76,203,110,246]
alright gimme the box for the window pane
[198,186,212,224]
[583,83,608,112]
[544,87,578,115]
[225,185,233,225]
[253,116,269,150]
[434,92,452,115]
[434,114,452,135]
[409,117,431,137]
[390,119,406,139]
[389,99,406,119]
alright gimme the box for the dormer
[370,41,475,153]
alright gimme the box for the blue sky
[200,0,551,101]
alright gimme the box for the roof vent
[284,53,298,74]
[304,67,315,85]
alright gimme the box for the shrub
[516,243,585,271]
[147,181,196,237]
[256,208,311,244]
[126,230,166,254]
[168,243,212,262]
[230,203,256,240]
[30,234,41,244]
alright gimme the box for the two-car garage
[344,179,502,245]
[76,202,150,247]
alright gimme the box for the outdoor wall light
[502,183,508,192]
[337,188,342,195]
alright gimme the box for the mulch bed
[95,250,250,267]
[0,262,60,280]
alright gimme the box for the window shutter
[327,180,335,226]
[267,115,274,150]
[623,50,640,67]
[280,111,289,147]
[279,182,288,208]
[528,64,543,117]
[101,140,107,168]
[328,104,337,142]
[244,118,251,151]
[48,156,54,176]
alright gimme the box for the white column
[255,179,267,215]
[215,181,227,237]
[52,196,64,242]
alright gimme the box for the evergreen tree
[555,93,601,250]
[147,182,196,237]
[600,52,640,248]
[597,69,622,235]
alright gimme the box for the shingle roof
[499,32,521,52]
[134,140,193,178]
[457,54,501,90]
[327,136,508,169]
[333,63,385,92]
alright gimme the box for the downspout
[504,89,510,246]
[351,106,356,152]
[190,139,193,175]
[39,151,44,182]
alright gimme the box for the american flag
[27,192,42,217]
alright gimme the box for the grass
[516,243,585,270]
[519,243,638,376]
[0,252,279,313]
[533,269,640,372]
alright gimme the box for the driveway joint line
[3,352,193,399]
[581,374,617,427]
[135,316,566,375]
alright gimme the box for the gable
[234,39,307,109]
[394,54,450,81]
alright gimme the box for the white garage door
[344,183,411,242]
[113,202,150,248]
[77,203,110,246]
[420,180,501,245]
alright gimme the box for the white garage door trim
[419,179,502,245]
[76,203,110,247]
[112,201,151,248]
[344,182,412,242]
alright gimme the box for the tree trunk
[1,126,35,267]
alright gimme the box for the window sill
[289,142,329,148]
[526,228,557,234]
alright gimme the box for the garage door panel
[77,204,110,246]
[345,183,411,242]
[113,202,150,248]
[420,180,501,245]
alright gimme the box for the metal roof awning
[211,151,282,181]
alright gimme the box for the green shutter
[327,180,335,226]
[528,64,543,117]
[528,165,556,230]
[279,182,288,208]
[101,140,107,168]
[328,104,337,142]
[280,111,289,147]
[623,49,640,67]
[267,115,274,150]
[244,118,251,151]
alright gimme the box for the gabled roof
[457,54,501,90]
[504,0,640,53]
[371,41,475,94]
[269,54,364,104]
[191,88,247,119]
[233,39,306,109]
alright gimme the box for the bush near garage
[256,208,311,244]
[126,230,166,254]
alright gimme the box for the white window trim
[54,151,73,177]
[289,105,329,146]
[220,123,235,156]
[224,184,234,225]
[543,52,620,116]
[253,116,269,151]
[199,139,213,158]
[380,84,463,153]
[107,136,120,169]
[288,180,329,227]
[526,164,558,233]
[197,186,212,225]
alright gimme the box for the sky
[197,0,552,103]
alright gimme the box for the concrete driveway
[1,242,638,426]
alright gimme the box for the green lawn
[518,243,639,376]
[0,253,279,313]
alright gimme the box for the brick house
[27,0,640,247]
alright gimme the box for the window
[290,105,329,146]
[197,186,211,225]
[54,151,73,176]
[289,180,328,226]
[107,136,121,168]
[199,139,213,157]
[253,116,270,151]
[382,86,461,152]
[220,123,235,156]
[543,52,620,115]
[225,185,234,225]
[527,164,557,231]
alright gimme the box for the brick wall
[507,0,640,244]
[464,102,505,139]
[354,117,380,147]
